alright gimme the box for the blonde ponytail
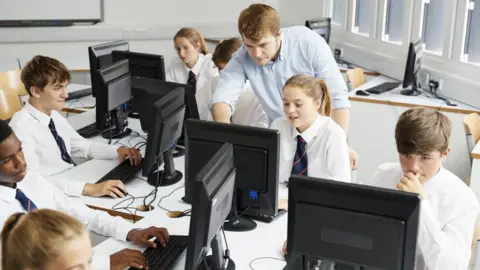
[174,27,208,54]
[284,75,332,116]
[316,79,332,116]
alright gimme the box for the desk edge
[87,204,144,222]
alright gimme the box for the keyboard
[66,87,92,101]
[96,158,144,184]
[76,123,99,138]
[129,235,189,270]
[365,82,400,94]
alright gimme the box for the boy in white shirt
[364,107,480,269]
[9,55,142,199]
[270,74,350,184]
[0,119,169,270]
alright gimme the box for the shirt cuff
[92,254,110,270]
[90,143,119,160]
[115,219,138,242]
[66,181,87,197]
[332,92,352,110]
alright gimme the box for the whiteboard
[0,0,102,21]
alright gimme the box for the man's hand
[349,146,359,169]
[110,248,147,270]
[127,226,170,248]
[396,172,426,199]
[82,180,127,198]
[117,146,142,166]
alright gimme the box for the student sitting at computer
[270,74,350,184]
[165,27,218,99]
[0,120,169,270]
[204,38,268,127]
[8,56,142,198]
[364,107,480,269]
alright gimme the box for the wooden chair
[346,68,366,89]
[0,87,21,121]
[464,113,480,165]
[0,69,28,97]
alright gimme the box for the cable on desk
[157,186,191,218]
[248,257,285,270]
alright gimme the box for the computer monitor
[142,87,185,187]
[285,175,420,270]
[401,38,423,96]
[185,143,236,270]
[132,77,199,156]
[306,18,331,44]
[88,40,129,97]
[95,59,132,139]
[184,119,285,232]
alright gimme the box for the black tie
[48,119,76,166]
[187,71,197,91]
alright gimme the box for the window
[383,0,404,44]
[463,0,480,64]
[353,0,375,36]
[332,0,348,25]
[421,0,447,55]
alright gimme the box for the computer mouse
[355,90,370,96]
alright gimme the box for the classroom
[1,1,480,269]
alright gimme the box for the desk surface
[57,116,289,269]
[350,76,480,114]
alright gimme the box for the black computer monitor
[185,143,236,270]
[184,119,285,232]
[95,59,132,139]
[285,175,420,270]
[306,18,331,44]
[401,38,423,96]
[142,87,185,187]
[88,40,129,97]
[112,50,166,81]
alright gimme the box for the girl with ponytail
[166,27,218,98]
[270,74,351,184]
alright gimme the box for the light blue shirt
[211,26,350,123]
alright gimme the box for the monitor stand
[147,148,183,187]
[201,232,235,270]
[224,189,257,232]
[101,107,132,139]
[400,76,422,96]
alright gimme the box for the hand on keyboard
[117,146,143,166]
[110,248,147,270]
[82,180,128,198]
[127,226,170,248]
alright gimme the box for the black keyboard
[130,235,188,270]
[66,87,92,101]
[76,123,99,138]
[244,208,287,223]
[96,158,143,184]
[365,82,400,94]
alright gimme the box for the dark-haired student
[8,55,142,199]
[0,119,168,270]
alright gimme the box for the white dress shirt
[0,172,135,269]
[165,53,218,121]
[364,163,480,270]
[8,102,119,197]
[270,114,351,183]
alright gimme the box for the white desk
[348,75,479,185]
[470,143,480,200]
[56,115,289,269]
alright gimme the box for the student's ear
[315,99,321,111]
[441,147,451,160]
[29,86,42,98]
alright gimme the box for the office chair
[346,68,366,90]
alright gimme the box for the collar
[291,114,322,144]
[25,101,51,126]
[186,54,205,76]
[277,32,286,62]
[422,166,444,189]
[0,182,18,204]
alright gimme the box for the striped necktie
[48,119,76,165]
[291,135,308,176]
[16,189,38,212]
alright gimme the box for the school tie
[291,135,308,176]
[48,119,76,166]
[16,189,38,212]
[187,70,197,91]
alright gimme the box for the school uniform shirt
[208,75,268,128]
[165,53,218,121]
[8,102,119,197]
[270,114,351,183]
[364,163,480,270]
[212,26,350,124]
[0,172,136,269]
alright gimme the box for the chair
[464,113,480,165]
[0,69,28,97]
[346,68,366,90]
[470,224,480,269]
[0,87,22,121]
